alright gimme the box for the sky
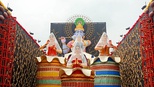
[2,0,150,46]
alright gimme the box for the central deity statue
[60,18,93,68]
[60,18,91,54]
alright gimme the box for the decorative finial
[74,18,85,31]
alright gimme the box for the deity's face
[73,42,83,54]
[49,35,55,41]
[101,33,108,41]
[72,30,85,40]
[74,46,81,54]
[48,33,56,46]
[74,30,85,36]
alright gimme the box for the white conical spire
[95,32,109,48]
[47,32,62,53]
[67,35,88,67]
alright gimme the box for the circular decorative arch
[64,15,94,39]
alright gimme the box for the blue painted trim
[95,71,120,76]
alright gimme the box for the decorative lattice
[112,16,143,87]
[139,13,154,87]
[0,16,16,87]
[11,22,44,87]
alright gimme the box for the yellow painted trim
[37,71,59,77]
[0,1,11,15]
[37,84,61,87]
[144,0,153,12]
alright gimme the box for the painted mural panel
[50,22,106,56]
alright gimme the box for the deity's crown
[74,18,85,31]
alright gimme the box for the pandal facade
[35,18,121,87]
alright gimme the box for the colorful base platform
[91,57,121,87]
[36,55,65,87]
[60,68,94,87]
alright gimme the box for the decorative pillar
[60,68,94,87]
[36,55,65,87]
[91,56,121,87]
